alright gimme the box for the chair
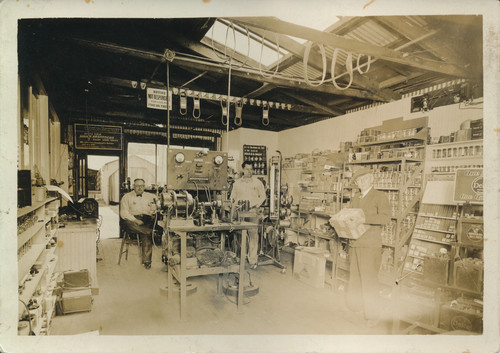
[118,231,142,265]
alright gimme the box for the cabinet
[17,197,60,335]
[340,117,428,288]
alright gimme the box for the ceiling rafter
[71,38,387,101]
[229,17,471,78]
[373,16,469,70]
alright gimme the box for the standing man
[120,178,157,269]
[336,167,391,326]
[230,161,266,269]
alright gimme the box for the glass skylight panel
[205,20,287,67]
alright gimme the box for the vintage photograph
[0,1,498,352]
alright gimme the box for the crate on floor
[61,288,93,314]
[293,247,326,288]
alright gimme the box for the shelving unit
[394,140,483,334]
[339,117,429,288]
[17,196,60,336]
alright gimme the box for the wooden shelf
[427,139,483,148]
[419,214,456,220]
[18,222,45,250]
[17,197,56,218]
[415,226,455,234]
[18,238,51,283]
[348,158,422,165]
[354,134,426,147]
[413,236,453,246]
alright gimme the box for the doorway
[88,155,120,240]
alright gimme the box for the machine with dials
[166,148,228,191]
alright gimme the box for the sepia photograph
[0,0,498,352]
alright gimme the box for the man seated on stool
[120,178,157,270]
[230,161,266,270]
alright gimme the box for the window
[127,143,203,187]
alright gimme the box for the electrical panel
[166,148,228,191]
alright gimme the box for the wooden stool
[118,231,142,265]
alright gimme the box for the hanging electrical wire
[258,32,280,79]
[303,41,327,87]
[331,48,354,90]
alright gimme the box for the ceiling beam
[72,38,391,102]
[282,90,344,116]
[243,83,275,98]
[229,17,470,78]
[95,76,330,116]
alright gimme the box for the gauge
[214,155,224,165]
[175,152,185,163]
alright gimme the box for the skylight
[205,20,288,67]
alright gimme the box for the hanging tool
[193,94,201,119]
[179,90,187,115]
[262,103,270,126]
[221,97,229,126]
[234,99,243,126]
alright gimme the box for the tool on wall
[221,97,229,126]
[262,103,269,126]
[192,94,201,119]
[179,89,187,115]
[234,99,243,126]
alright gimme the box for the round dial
[175,152,185,163]
[214,155,224,165]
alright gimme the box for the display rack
[17,196,60,336]
[338,116,429,290]
[285,153,345,289]
[394,141,483,334]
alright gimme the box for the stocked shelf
[18,222,45,250]
[17,197,57,218]
[18,243,48,283]
[414,226,455,234]
[347,158,422,165]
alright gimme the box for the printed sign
[453,168,483,203]
[146,87,171,110]
[74,124,122,150]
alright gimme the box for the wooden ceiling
[18,16,483,133]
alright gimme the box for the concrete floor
[50,205,392,336]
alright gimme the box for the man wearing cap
[341,167,391,326]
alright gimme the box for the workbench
[164,220,258,321]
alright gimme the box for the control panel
[167,148,228,191]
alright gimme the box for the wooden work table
[164,220,258,321]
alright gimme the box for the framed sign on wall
[74,124,123,150]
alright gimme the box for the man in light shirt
[120,178,157,269]
[230,161,266,269]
